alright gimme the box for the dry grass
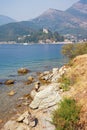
[63,54,87,129]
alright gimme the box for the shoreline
[0,44,68,129]
[0,81,34,129]
[0,41,73,45]
[0,66,64,129]
[0,65,67,129]
[1,53,87,130]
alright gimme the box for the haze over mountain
[0,0,87,41]
[32,0,87,35]
[67,0,87,20]
[0,21,39,41]
[0,15,16,26]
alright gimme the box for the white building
[43,28,48,34]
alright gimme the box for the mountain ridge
[0,15,16,26]
[66,0,87,21]
[0,0,87,41]
[31,1,87,37]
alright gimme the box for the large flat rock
[29,83,61,109]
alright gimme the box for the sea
[0,43,67,79]
[0,43,68,124]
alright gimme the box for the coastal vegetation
[0,23,64,43]
[52,98,81,130]
[17,29,64,43]
[58,75,71,91]
[62,42,87,60]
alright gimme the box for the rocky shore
[1,54,87,130]
[0,65,69,130]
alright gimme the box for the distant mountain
[66,0,87,21]
[0,0,87,41]
[0,15,16,26]
[80,0,87,4]
[0,21,40,41]
[32,8,74,30]
[32,7,87,36]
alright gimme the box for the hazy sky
[0,0,79,21]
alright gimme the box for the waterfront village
[0,28,87,44]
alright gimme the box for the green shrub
[52,98,81,130]
[62,42,87,60]
[59,75,71,91]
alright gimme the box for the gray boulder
[29,83,61,109]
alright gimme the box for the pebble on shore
[8,90,16,96]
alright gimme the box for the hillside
[63,54,87,129]
[0,15,16,26]
[66,0,87,21]
[32,0,87,37]
[0,21,39,41]
[32,8,78,31]
[32,7,87,37]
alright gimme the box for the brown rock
[0,82,3,84]
[27,76,34,81]
[24,80,33,85]
[18,68,30,75]
[8,90,16,96]
[24,76,34,85]
[4,79,15,85]
[0,119,3,123]
[23,93,32,100]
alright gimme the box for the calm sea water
[0,44,67,79]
